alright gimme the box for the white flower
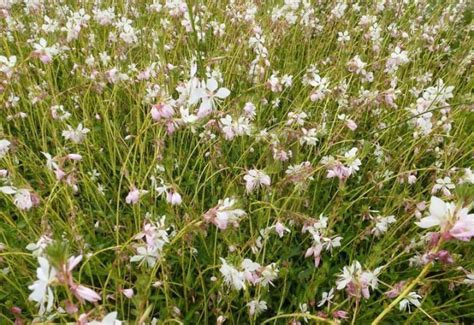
[41,152,59,170]
[372,215,396,236]
[415,196,451,229]
[274,222,290,238]
[317,288,335,307]
[459,168,474,184]
[244,169,271,193]
[463,273,474,285]
[14,189,34,210]
[62,123,90,144]
[0,139,11,159]
[399,292,422,313]
[189,78,230,118]
[336,261,361,290]
[214,198,246,230]
[26,235,53,257]
[0,55,16,78]
[219,258,246,291]
[260,263,279,287]
[130,246,160,268]
[432,177,455,196]
[300,128,318,146]
[88,311,122,325]
[247,299,267,316]
[28,257,57,315]
[344,147,361,174]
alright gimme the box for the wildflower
[85,311,121,325]
[344,147,362,174]
[332,310,349,319]
[13,189,34,210]
[166,190,182,205]
[71,284,101,303]
[432,177,455,196]
[62,124,90,144]
[203,198,246,230]
[372,215,396,237]
[0,139,11,158]
[122,288,134,298]
[399,292,422,313]
[336,261,381,299]
[219,258,246,290]
[28,257,57,315]
[130,246,160,268]
[151,102,174,121]
[32,38,58,63]
[317,288,335,307]
[259,263,279,286]
[300,128,318,146]
[126,187,148,205]
[244,169,271,193]
[189,78,230,118]
[242,259,261,285]
[416,196,474,241]
[135,218,170,250]
[247,299,267,316]
[274,221,290,238]
[26,235,53,257]
[463,273,474,285]
[384,281,406,298]
[0,55,16,78]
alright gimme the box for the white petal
[0,186,17,194]
[215,87,230,99]
[429,196,447,221]
[189,88,206,105]
[415,216,440,228]
[207,78,218,92]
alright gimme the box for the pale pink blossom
[126,187,148,204]
[243,169,271,193]
[166,190,182,205]
[122,288,134,298]
[151,103,174,121]
[71,284,101,303]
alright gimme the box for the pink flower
[166,190,182,205]
[305,244,323,267]
[385,281,406,298]
[126,187,148,205]
[416,196,474,242]
[151,103,174,121]
[243,169,271,193]
[71,284,101,303]
[326,162,351,181]
[346,119,357,131]
[449,208,474,241]
[66,154,82,161]
[275,222,290,238]
[122,288,134,298]
[332,310,349,319]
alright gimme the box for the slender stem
[372,240,443,324]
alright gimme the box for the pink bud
[166,190,182,206]
[332,310,349,319]
[67,154,82,161]
[122,288,134,298]
[72,284,101,303]
[346,119,357,131]
[54,168,66,180]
